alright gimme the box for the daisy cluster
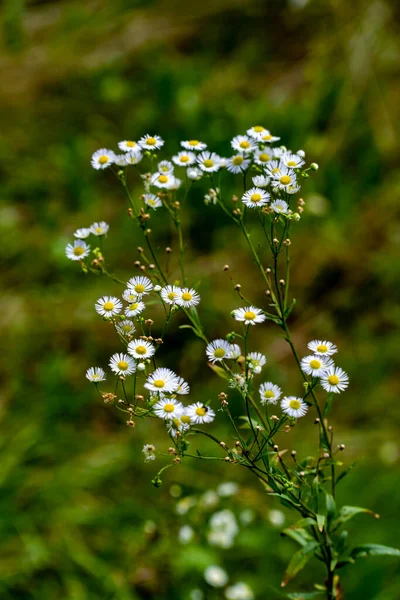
[65,221,109,261]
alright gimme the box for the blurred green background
[1,0,400,598]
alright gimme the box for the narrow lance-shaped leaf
[281,527,315,548]
[331,506,379,532]
[350,544,400,560]
[281,541,320,587]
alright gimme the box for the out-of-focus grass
[0,0,399,598]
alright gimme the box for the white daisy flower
[246,125,269,140]
[118,140,139,152]
[259,131,280,143]
[197,151,221,173]
[281,152,305,169]
[307,340,338,357]
[153,397,184,419]
[320,366,349,394]
[285,183,301,195]
[167,414,191,437]
[124,301,146,317]
[242,187,270,208]
[109,353,136,376]
[143,193,162,209]
[272,147,285,159]
[86,367,106,383]
[248,352,266,371]
[233,306,266,325]
[169,176,182,190]
[231,135,257,154]
[226,154,251,174]
[271,166,297,190]
[204,566,228,588]
[252,175,270,187]
[115,319,135,336]
[187,166,202,180]
[157,160,174,173]
[65,239,90,261]
[160,285,182,305]
[281,396,308,418]
[228,344,242,359]
[181,140,207,151]
[270,200,289,214]
[91,148,115,170]
[206,339,233,363]
[124,149,143,165]
[73,228,91,239]
[265,159,282,177]
[114,154,129,167]
[138,134,164,150]
[176,287,200,308]
[145,368,180,394]
[301,355,332,377]
[90,221,109,236]
[127,276,153,296]
[122,288,138,303]
[225,582,254,600]
[254,148,273,165]
[127,339,155,360]
[172,151,196,166]
[95,296,123,318]
[187,402,216,424]
[176,376,190,395]
[142,444,156,461]
[151,171,176,188]
[259,382,282,405]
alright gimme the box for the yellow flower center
[251,193,262,202]
[328,374,339,385]
[244,311,256,320]
[310,359,321,369]
[214,348,226,358]
[92,374,100,379]
[179,155,190,162]
[239,141,250,149]
[276,204,284,211]
[181,415,191,424]
[172,418,181,427]
[203,159,214,168]
[126,141,136,147]
[195,407,207,417]
[96,227,103,234]
[129,303,139,311]
[147,199,156,206]
[289,399,301,409]
[158,175,168,183]
[73,247,84,256]
[258,153,270,162]
[168,291,177,300]
[262,134,272,141]
[103,301,115,311]
[134,284,145,293]
[271,167,280,174]
[232,156,244,166]
[117,361,128,370]
[189,140,199,146]
[146,137,157,145]
[154,379,165,388]
[98,155,109,164]
[264,390,275,399]
[287,160,297,167]
[253,126,265,133]
[163,403,175,412]
[160,165,169,172]
[135,345,147,355]
[317,344,328,353]
[181,292,192,301]
[122,325,132,333]
[280,175,292,185]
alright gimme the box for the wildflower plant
[67,128,399,599]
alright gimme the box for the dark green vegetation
[1,0,399,598]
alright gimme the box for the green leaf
[336,530,348,555]
[281,542,319,587]
[323,393,333,417]
[238,415,264,430]
[325,492,336,524]
[331,506,379,532]
[284,298,296,318]
[336,460,359,485]
[316,514,325,532]
[286,592,325,599]
[289,518,317,530]
[282,528,314,547]
[268,492,301,509]
[207,363,231,381]
[350,544,400,560]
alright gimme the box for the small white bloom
[118,140,139,152]
[187,402,215,424]
[200,490,219,508]
[157,160,174,173]
[175,376,190,395]
[176,287,200,308]
[151,171,175,188]
[91,148,115,170]
[142,444,156,461]
[153,285,162,293]
[187,166,202,180]
[90,221,109,236]
[265,159,282,177]
[242,187,270,208]
[65,239,90,261]
[246,125,269,140]
[124,301,146,317]
[197,151,221,173]
[138,134,164,150]
[172,151,196,166]
[297,149,306,158]
[127,276,153,296]
[270,199,289,214]
[145,368,180,394]
[320,366,349,393]
[271,165,297,190]
[231,135,257,154]
[115,319,135,337]
[259,382,282,405]
[204,566,228,588]
[206,339,233,363]
[259,130,280,143]
[301,355,332,377]
[285,183,301,195]
[114,154,129,166]
[127,339,155,360]
[281,152,305,169]
[122,288,138,303]
[160,285,182,305]
[178,524,194,544]
[124,149,143,165]
[226,154,251,174]
[307,340,338,357]
[95,296,122,318]
[281,396,308,418]
[233,306,266,325]
[137,362,146,372]
[208,509,239,549]
[167,414,192,437]
[86,367,106,382]
[73,228,91,239]
[143,193,162,209]
[181,139,207,151]
[268,508,286,527]
[153,397,184,419]
[109,353,136,376]
[225,582,254,600]
[228,344,242,359]
[248,352,266,371]
[254,148,273,165]
[217,482,238,497]
[252,174,270,187]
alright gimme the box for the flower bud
[154,285,161,292]
[310,163,319,171]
